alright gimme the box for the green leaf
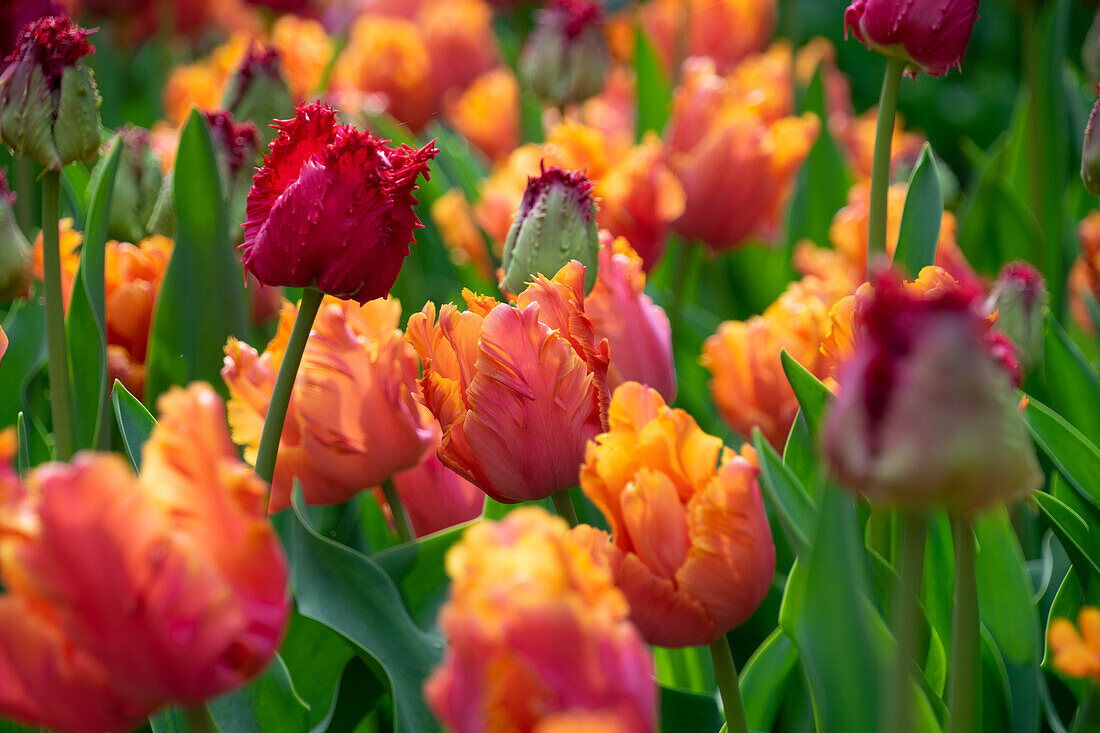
[1037,473,1100,580]
[653,646,714,694]
[1042,567,1084,676]
[634,27,670,139]
[207,654,309,732]
[145,109,248,405]
[780,350,830,438]
[1025,396,1100,511]
[659,685,722,733]
[0,298,46,430]
[60,160,91,227]
[974,507,1040,664]
[921,513,955,651]
[288,487,442,733]
[279,612,356,730]
[66,137,121,451]
[754,428,815,554]
[373,521,474,628]
[893,144,943,276]
[1041,315,1100,445]
[112,379,156,472]
[739,629,799,731]
[148,708,189,733]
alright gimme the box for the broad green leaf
[280,613,357,730]
[66,137,121,451]
[780,350,830,437]
[659,685,722,733]
[634,27,670,139]
[1025,397,1100,510]
[979,627,1013,733]
[145,109,248,404]
[754,429,815,554]
[974,507,1040,664]
[1041,315,1100,445]
[740,629,799,731]
[783,65,852,252]
[0,298,45,429]
[148,708,188,733]
[1035,486,1100,578]
[653,646,714,694]
[373,521,475,628]
[60,160,91,227]
[893,144,943,276]
[321,657,387,733]
[783,411,818,498]
[921,513,955,651]
[425,122,488,204]
[207,654,309,733]
[112,379,156,472]
[288,487,442,733]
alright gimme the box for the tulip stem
[947,516,978,733]
[182,705,214,733]
[382,477,415,543]
[868,55,907,272]
[886,511,928,733]
[41,169,74,461]
[551,490,579,528]
[254,287,324,496]
[709,634,748,733]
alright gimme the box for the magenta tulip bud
[844,0,979,77]
[824,270,1041,514]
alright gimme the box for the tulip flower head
[823,269,1041,514]
[1083,99,1100,196]
[574,382,776,648]
[984,262,1047,374]
[1049,608,1100,683]
[424,507,657,733]
[407,260,610,503]
[0,169,31,301]
[240,102,438,305]
[0,325,7,366]
[0,384,290,731]
[0,15,101,169]
[519,0,610,106]
[500,164,599,296]
[844,0,979,78]
[387,451,484,538]
[222,43,294,145]
[96,125,162,243]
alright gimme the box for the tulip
[223,296,438,513]
[406,261,609,504]
[0,325,7,366]
[0,384,290,730]
[1048,608,1100,683]
[640,0,776,76]
[0,169,31,302]
[519,0,610,107]
[823,269,1041,514]
[984,262,1047,373]
[222,44,294,146]
[386,451,484,538]
[1071,212,1100,333]
[431,189,493,280]
[1085,10,1100,89]
[93,125,162,244]
[240,102,437,305]
[424,507,657,733]
[0,0,65,58]
[587,234,676,402]
[418,0,499,105]
[572,382,775,648]
[1084,99,1100,196]
[0,16,100,170]
[702,273,854,448]
[500,165,599,295]
[844,0,980,78]
[444,67,519,163]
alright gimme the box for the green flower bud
[0,169,31,302]
[984,262,1047,374]
[1085,9,1100,89]
[0,17,100,170]
[500,165,598,296]
[519,0,610,107]
[91,125,162,243]
[222,45,294,146]
[1083,99,1100,196]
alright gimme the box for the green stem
[947,516,978,733]
[867,56,907,273]
[886,512,928,733]
[182,705,214,733]
[253,287,324,493]
[382,477,415,543]
[42,170,74,461]
[551,490,579,528]
[667,240,697,341]
[709,634,749,733]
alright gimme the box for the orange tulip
[1048,608,1100,683]
[223,296,438,513]
[588,234,676,401]
[573,382,775,648]
[0,384,289,731]
[406,261,610,503]
[444,67,520,163]
[667,54,818,251]
[702,272,854,448]
[640,0,776,75]
[385,451,484,538]
[432,189,494,279]
[0,325,7,367]
[1070,212,1100,333]
[424,507,657,733]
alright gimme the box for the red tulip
[844,0,979,77]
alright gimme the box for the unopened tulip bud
[0,16,100,170]
[1085,10,1100,89]
[844,0,979,77]
[1084,99,1100,196]
[222,44,294,145]
[0,170,31,301]
[985,261,1047,373]
[501,165,599,295]
[90,125,162,243]
[824,270,1041,514]
[519,0,610,106]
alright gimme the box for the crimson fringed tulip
[241,102,438,305]
[0,16,101,170]
[0,384,289,731]
[823,270,1041,514]
[407,261,609,504]
[844,0,979,77]
[572,382,775,648]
